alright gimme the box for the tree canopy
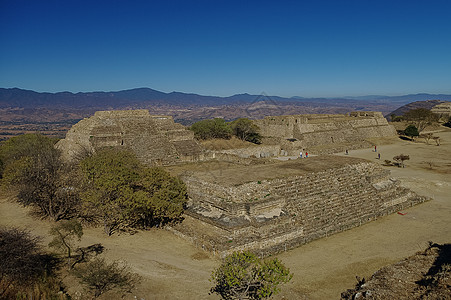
[48,220,83,269]
[0,227,60,298]
[190,117,262,144]
[403,108,439,133]
[210,251,292,300]
[190,118,232,140]
[393,154,410,168]
[0,134,79,220]
[404,125,419,140]
[74,257,140,298]
[80,149,187,235]
[229,118,262,144]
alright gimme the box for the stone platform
[169,156,428,257]
[56,109,204,165]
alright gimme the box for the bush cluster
[190,117,262,144]
[0,134,188,234]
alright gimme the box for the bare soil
[200,136,257,150]
[169,155,364,187]
[1,129,450,299]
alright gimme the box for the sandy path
[273,130,451,299]
[1,130,450,299]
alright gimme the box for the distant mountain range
[1,87,450,140]
[2,87,451,109]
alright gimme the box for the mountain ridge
[2,87,451,109]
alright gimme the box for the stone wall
[431,101,451,120]
[170,157,428,257]
[56,109,203,165]
[254,112,397,155]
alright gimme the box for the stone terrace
[56,109,204,165]
[169,156,428,257]
[255,111,397,155]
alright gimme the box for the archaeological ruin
[58,109,427,257]
[168,156,427,257]
[255,111,397,155]
[431,101,451,120]
[56,109,204,165]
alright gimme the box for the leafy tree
[210,251,293,300]
[403,108,439,133]
[138,167,188,227]
[80,149,141,235]
[0,134,80,220]
[74,257,140,298]
[404,125,419,140]
[0,227,60,298]
[49,220,83,269]
[190,118,232,140]
[229,118,262,144]
[80,149,188,235]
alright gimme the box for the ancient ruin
[57,109,426,257]
[57,109,397,161]
[168,156,427,257]
[431,101,451,120]
[56,109,203,165]
[255,111,397,155]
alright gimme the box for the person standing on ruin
[378,153,381,160]
[299,151,303,158]
[374,145,377,152]
[306,152,309,158]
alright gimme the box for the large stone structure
[431,101,451,120]
[169,156,427,257]
[255,111,397,155]
[57,109,426,257]
[58,110,397,161]
[56,109,203,165]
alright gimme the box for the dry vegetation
[200,136,257,150]
[341,242,451,299]
[1,129,450,299]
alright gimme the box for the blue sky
[1,0,450,97]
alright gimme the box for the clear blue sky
[1,0,450,97]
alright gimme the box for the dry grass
[200,136,256,150]
[1,131,451,299]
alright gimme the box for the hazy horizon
[3,86,451,100]
[1,0,450,98]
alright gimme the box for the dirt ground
[1,129,450,299]
[168,155,364,187]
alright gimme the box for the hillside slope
[386,100,446,119]
[341,243,451,299]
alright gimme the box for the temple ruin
[168,156,427,257]
[57,109,427,257]
[431,101,451,120]
[255,111,397,155]
[56,109,203,165]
